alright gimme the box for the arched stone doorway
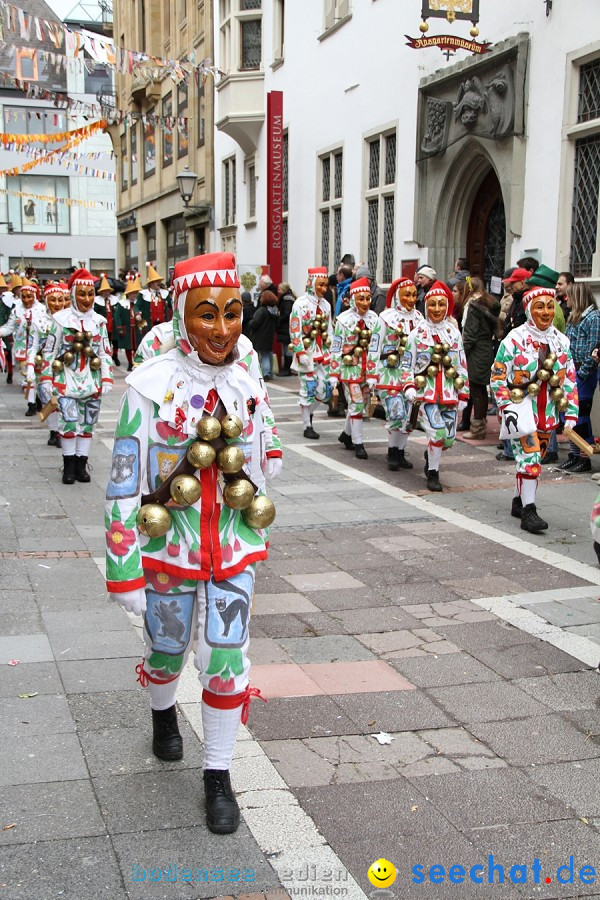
[466,168,506,283]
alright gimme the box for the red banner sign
[405,34,491,54]
[266,90,283,287]
[33,241,46,250]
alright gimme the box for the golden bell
[354,326,362,335]
[74,331,84,342]
[221,414,243,439]
[359,339,369,349]
[548,374,561,388]
[419,20,429,32]
[84,331,93,343]
[431,353,442,364]
[550,387,564,402]
[537,368,551,382]
[170,473,202,506]
[445,366,457,379]
[137,503,172,537]
[470,24,479,37]
[63,351,75,365]
[196,416,221,441]
[310,329,318,338]
[453,376,465,390]
[415,374,427,389]
[83,345,94,358]
[313,317,322,326]
[90,358,102,371]
[386,353,399,368]
[35,353,43,365]
[527,382,541,396]
[217,445,245,474]
[442,355,452,367]
[187,440,216,469]
[442,343,450,353]
[242,495,276,529]
[510,388,525,403]
[547,352,557,363]
[542,359,554,371]
[72,341,83,353]
[288,343,294,353]
[324,337,332,348]
[427,364,438,378]
[342,354,354,366]
[223,478,255,510]
[557,397,569,412]
[303,337,312,349]
[433,343,443,353]
[320,322,328,332]
[52,359,63,373]
[395,326,404,336]
[361,329,370,338]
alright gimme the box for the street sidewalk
[1,369,600,900]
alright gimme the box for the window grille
[578,59,600,123]
[570,134,600,277]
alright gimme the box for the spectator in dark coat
[249,290,279,381]
[276,282,296,376]
[241,291,255,339]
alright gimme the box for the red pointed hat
[307,266,328,281]
[173,252,240,296]
[425,280,454,317]
[68,268,95,290]
[386,277,416,309]
[44,281,65,297]
[523,286,556,306]
[349,276,371,295]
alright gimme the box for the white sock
[344,415,352,436]
[428,444,443,470]
[76,436,91,455]
[350,417,363,444]
[513,478,520,499]
[26,385,35,404]
[149,677,180,711]
[388,429,401,448]
[520,478,537,506]
[301,405,311,427]
[397,432,409,450]
[202,700,242,770]
[62,441,76,456]
[47,411,58,430]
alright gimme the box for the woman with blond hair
[560,282,600,472]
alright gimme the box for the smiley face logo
[368,859,396,889]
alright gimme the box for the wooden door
[466,168,506,282]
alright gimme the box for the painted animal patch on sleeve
[106,435,141,499]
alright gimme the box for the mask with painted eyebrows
[183,285,243,365]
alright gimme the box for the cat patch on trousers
[204,571,253,649]
[145,589,195,657]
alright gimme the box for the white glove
[297,353,309,367]
[404,387,417,402]
[26,363,35,383]
[101,383,112,396]
[110,588,146,616]
[266,457,283,480]
[366,377,378,389]
[329,377,339,387]
[458,400,468,412]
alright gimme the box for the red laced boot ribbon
[135,661,178,688]
[202,685,267,725]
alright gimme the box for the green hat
[526,264,559,290]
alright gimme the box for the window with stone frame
[364,129,396,284]
[223,155,237,226]
[323,0,350,31]
[120,133,128,190]
[177,84,189,158]
[570,56,600,277]
[219,0,262,75]
[318,148,342,271]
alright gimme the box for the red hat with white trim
[44,281,66,297]
[349,276,371,295]
[68,268,95,290]
[425,280,454,317]
[523,286,556,306]
[386,277,416,309]
[307,266,328,282]
[172,252,240,297]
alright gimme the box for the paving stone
[93,769,206,834]
[283,571,365,593]
[302,587,397,611]
[566,623,600,645]
[0,732,88,786]
[469,715,600,766]
[523,598,600,628]
[428,681,549,723]
[513,671,600,712]
[468,642,588,678]
[278,635,375,664]
[112,826,281,900]
[0,632,53,664]
[58,657,142,693]
[248,638,292,665]
[259,739,337,787]
[0,780,106,845]
[46,627,143,660]
[391,580,467,605]
[391,653,501,687]
[68,689,149,731]
[1,593,43,635]
[334,690,455,733]
[410,768,571,831]
[248,696,358,741]
[440,575,525,599]
[527,759,600,818]
[295,612,348,637]
[0,661,62,697]
[1,693,75,737]
[301,660,415,695]
[328,606,420,634]
[0,836,126,899]
[42,605,133,634]
[79,721,204,776]
[252,593,319,615]
[432,620,538,652]
[251,662,324,698]
[253,613,320,638]
[419,727,497,758]
[368,534,435,552]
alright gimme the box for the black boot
[396,449,412,469]
[151,705,183,761]
[388,447,401,471]
[303,415,320,440]
[569,457,592,473]
[511,496,523,519]
[47,430,59,447]
[62,455,76,485]
[25,402,36,417]
[36,395,42,411]
[426,469,443,492]
[75,455,91,483]
[338,431,354,451]
[354,444,368,460]
[203,769,240,834]
[6,372,12,384]
[521,503,548,533]
[112,354,121,367]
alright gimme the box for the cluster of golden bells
[289,313,331,353]
[341,324,374,366]
[44,330,102,373]
[414,342,465,391]
[136,413,276,539]
[508,352,569,412]
[383,324,409,369]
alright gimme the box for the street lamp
[176,166,198,208]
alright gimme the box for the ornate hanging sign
[421,0,480,24]
[405,33,490,55]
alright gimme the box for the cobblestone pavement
[1,368,600,900]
